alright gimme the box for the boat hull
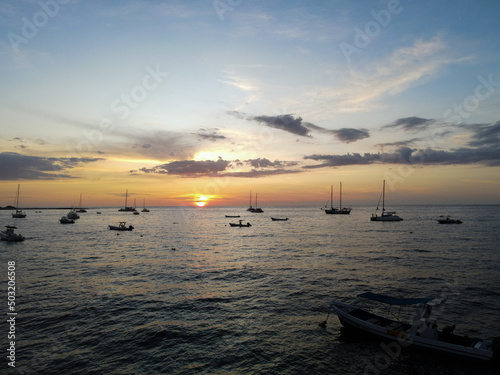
[330,301,494,362]
[371,215,403,221]
[325,209,351,214]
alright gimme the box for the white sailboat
[12,184,26,218]
[249,193,263,213]
[141,198,150,212]
[118,190,136,212]
[323,182,351,214]
[370,180,403,221]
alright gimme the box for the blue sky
[1,0,500,206]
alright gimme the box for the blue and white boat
[329,292,499,363]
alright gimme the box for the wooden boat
[11,184,26,218]
[323,182,351,214]
[229,220,251,227]
[370,180,403,221]
[438,216,463,224]
[108,222,134,231]
[271,217,288,221]
[0,225,25,241]
[330,292,499,363]
[59,216,75,224]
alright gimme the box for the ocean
[1,205,499,374]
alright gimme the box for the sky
[1,0,500,207]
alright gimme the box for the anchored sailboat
[249,193,263,213]
[323,182,351,214]
[12,184,26,218]
[118,190,136,212]
[370,180,403,221]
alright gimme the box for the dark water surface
[1,205,499,374]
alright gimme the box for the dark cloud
[251,114,312,136]
[245,158,299,168]
[138,157,302,177]
[383,117,436,131]
[331,128,370,143]
[304,146,500,168]
[140,158,230,176]
[0,152,104,180]
[193,129,227,142]
[467,121,500,147]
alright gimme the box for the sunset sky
[1,0,500,207]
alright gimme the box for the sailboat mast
[382,180,386,212]
[125,189,128,207]
[255,193,258,207]
[339,182,342,210]
[330,185,333,209]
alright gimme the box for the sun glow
[195,195,209,207]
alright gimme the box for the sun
[195,195,208,207]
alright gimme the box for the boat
[271,217,288,221]
[225,215,241,218]
[11,184,26,218]
[249,193,264,213]
[329,292,499,363]
[370,180,403,221]
[323,182,351,214]
[141,199,150,212]
[76,193,87,212]
[246,190,254,211]
[108,222,134,231]
[229,220,252,227]
[0,225,25,241]
[59,216,75,224]
[66,209,80,220]
[118,190,136,212]
[438,216,463,224]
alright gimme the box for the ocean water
[1,205,499,374]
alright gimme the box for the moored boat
[0,225,25,241]
[271,217,288,221]
[59,216,75,224]
[329,292,499,363]
[108,222,134,231]
[118,190,136,212]
[11,184,26,218]
[323,182,351,214]
[438,215,463,224]
[370,180,403,221]
[67,209,80,220]
[229,220,251,227]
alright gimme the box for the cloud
[467,121,500,147]
[251,114,312,137]
[383,117,436,131]
[231,111,369,142]
[193,129,227,142]
[138,157,302,177]
[304,146,500,168]
[0,152,104,180]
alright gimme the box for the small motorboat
[225,215,241,218]
[0,225,25,241]
[67,209,80,220]
[108,222,134,231]
[133,210,140,215]
[271,217,289,221]
[438,215,463,224]
[329,292,499,363]
[59,216,75,224]
[229,220,251,227]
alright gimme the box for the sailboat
[118,190,136,212]
[370,180,403,221]
[133,199,140,215]
[249,193,263,213]
[76,193,87,213]
[12,184,26,218]
[246,190,254,211]
[141,198,150,212]
[323,182,351,214]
